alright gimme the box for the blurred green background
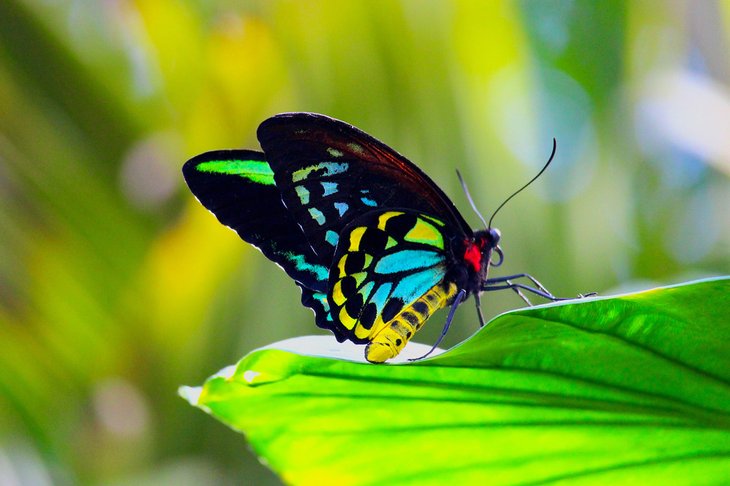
[0,1,728,484]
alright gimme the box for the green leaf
[181,277,730,485]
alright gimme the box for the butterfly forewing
[182,150,338,335]
[257,113,472,263]
[182,113,488,362]
[328,210,450,343]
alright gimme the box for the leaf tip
[178,385,202,404]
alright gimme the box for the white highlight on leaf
[243,370,261,383]
[178,386,202,404]
[257,335,444,363]
[213,365,236,379]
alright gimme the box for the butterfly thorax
[457,228,501,296]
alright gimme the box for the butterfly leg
[482,273,574,304]
[485,273,552,294]
[503,281,533,305]
[474,293,487,327]
[409,288,467,362]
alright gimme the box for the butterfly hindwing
[182,150,337,334]
[256,113,472,263]
[328,209,451,344]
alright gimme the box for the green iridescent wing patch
[194,158,276,186]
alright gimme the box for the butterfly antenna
[456,170,489,229]
[487,138,557,229]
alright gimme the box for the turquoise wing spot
[196,160,275,186]
[295,185,310,204]
[361,197,377,207]
[311,291,331,313]
[391,269,442,303]
[280,252,328,281]
[374,250,443,274]
[369,282,393,314]
[325,230,339,247]
[322,182,338,196]
[334,202,348,216]
[308,207,326,225]
[292,162,348,182]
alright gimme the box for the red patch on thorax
[463,241,482,273]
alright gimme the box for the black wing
[256,112,472,264]
[182,150,339,337]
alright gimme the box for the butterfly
[182,112,564,363]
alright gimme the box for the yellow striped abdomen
[365,281,458,363]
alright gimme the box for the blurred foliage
[0,0,727,484]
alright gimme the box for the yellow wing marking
[349,227,367,251]
[332,280,346,306]
[337,255,348,278]
[377,211,404,231]
[339,306,357,330]
[404,218,444,248]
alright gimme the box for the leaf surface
[182,277,730,485]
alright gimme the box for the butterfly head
[461,139,556,290]
[464,227,501,281]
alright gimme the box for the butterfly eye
[490,246,504,267]
[488,228,501,246]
